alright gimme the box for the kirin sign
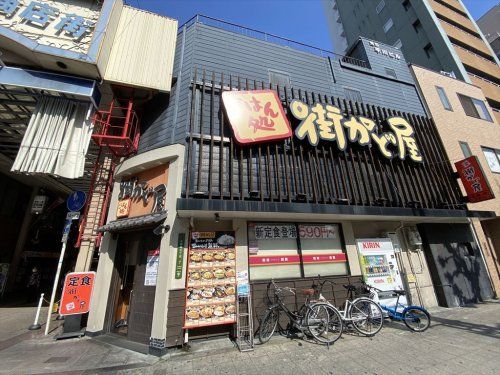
[222,90,423,162]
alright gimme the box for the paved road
[0,301,498,374]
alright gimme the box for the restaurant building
[0,0,177,299]
[86,15,496,355]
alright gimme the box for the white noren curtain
[11,97,94,179]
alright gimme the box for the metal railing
[467,72,500,87]
[179,14,370,69]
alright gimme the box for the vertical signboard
[184,232,236,328]
[175,233,185,279]
[455,156,495,203]
[59,272,95,316]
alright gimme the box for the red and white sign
[222,90,292,145]
[455,156,495,203]
[299,224,336,239]
[59,272,95,316]
[249,253,346,266]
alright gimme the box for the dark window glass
[413,19,421,33]
[459,141,472,157]
[458,94,493,121]
[424,43,433,58]
[436,86,452,110]
[402,0,411,10]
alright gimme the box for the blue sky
[127,0,497,52]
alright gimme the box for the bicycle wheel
[403,307,431,332]
[349,298,383,336]
[305,302,343,345]
[258,307,279,344]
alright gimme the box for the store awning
[98,211,168,233]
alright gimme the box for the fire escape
[75,99,140,270]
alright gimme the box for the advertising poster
[144,249,160,286]
[356,238,407,305]
[184,231,237,329]
[59,272,95,315]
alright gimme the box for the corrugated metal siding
[104,6,178,92]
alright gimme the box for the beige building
[411,64,500,295]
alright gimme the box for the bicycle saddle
[301,288,315,296]
[343,284,357,292]
[393,290,406,295]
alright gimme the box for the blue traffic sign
[67,191,86,212]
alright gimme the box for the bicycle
[258,280,343,346]
[365,285,431,332]
[326,281,384,337]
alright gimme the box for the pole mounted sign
[455,156,495,203]
[222,89,423,162]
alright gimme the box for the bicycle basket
[354,285,372,298]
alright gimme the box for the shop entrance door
[108,232,159,345]
[418,223,494,307]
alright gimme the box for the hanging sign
[59,272,95,315]
[184,231,237,329]
[144,249,160,286]
[31,195,48,214]
[454,156,495,203]
[221,90,292,144]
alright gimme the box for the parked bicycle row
[257,277,431,346]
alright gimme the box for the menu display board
[184,231,237,328]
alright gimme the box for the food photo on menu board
[184,231,237,328]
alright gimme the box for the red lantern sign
[455,156,494,203]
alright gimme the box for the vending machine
[356,238,407,307]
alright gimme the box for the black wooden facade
[183,68,465,212]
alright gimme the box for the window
[269,70,291,88]
[412,19,422,33]
[458,94,493,121]
[393,39,403,50]
[459,141,472,157]
[344,87,363,102]
[482,147,500,173]
[248,223,348,280]
[423,43,433,58]
[376,0,385,14]
[385,67,397,79]
[436,86,452,111]
[383,18,394,33]
[402,0,411,10]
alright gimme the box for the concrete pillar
[6,187,38,292]
[149,150,185,354]
[341,222,362,276]
[471,218,500,297]
[86,232,117,333]
[233,219,248,273]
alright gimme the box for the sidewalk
[0,301,498,374]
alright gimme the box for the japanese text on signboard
[290,99,423,162]
[454,156,494,203]
[59,272,95,316]
[254,224,297,240]
[118,177,167,213]
[221,90,292,144]
[0,1,99,54]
